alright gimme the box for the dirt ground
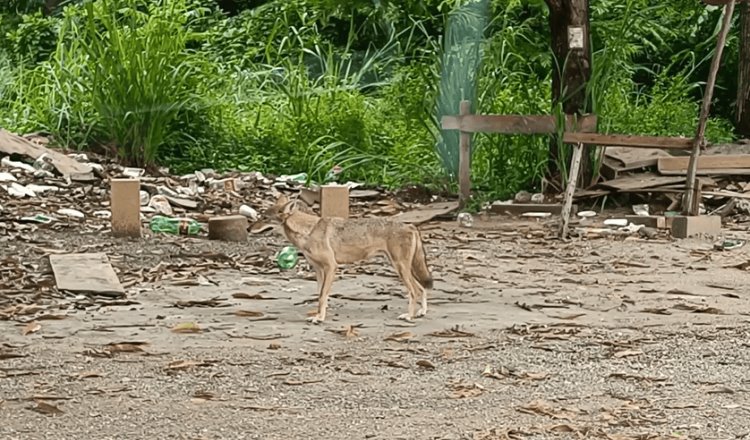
[2,215,750,440]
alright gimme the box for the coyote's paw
[397,313,414,322]
[306,315,324,324]
[416,307,427,318]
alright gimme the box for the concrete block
[320,185,349,218]
[208,215,248,242]
[670,215,722,239]
[625,215,666,229]
[110,178,142,238]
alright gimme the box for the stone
[208,215,248,242]
[670,215,722,239]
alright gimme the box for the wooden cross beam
[439,101,597,209]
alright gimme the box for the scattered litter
[521,212,552,218]
[239,204,258,221]
[56,208,84,219]
[604,219,628,227]
[577,210,596,218]
[457,212,474,228]
[632,204,649,216]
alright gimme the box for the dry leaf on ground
[613,349,643,358]
[283,378,324,386]
[516,399,580,421]
[326,324,360,338]
[449,382,484,399]
[234,310,264,317]
[171,322,202,333]
[28,400,63,416]
[427,325,475,338]
[384,331,414,342]
[106,342,148,354]
[232,292,272,299]
[164,360,213,371]
[22,321,41,336]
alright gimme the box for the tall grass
[55,0,205,166]
[0,0,739,199]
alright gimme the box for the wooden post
[738,0,750,137]
[110,178,142,238]
[458,100,472,209]
[683,1,736,215]
[559,142,584,239]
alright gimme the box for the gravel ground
[2,216,750,439]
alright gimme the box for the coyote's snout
[251,194,433,324]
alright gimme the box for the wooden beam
[441,114,597,134]
[458,100,472,209]
[684,1,736,215]
[659,154,750,175]
[562,132,693,149]
[559,142,585,239]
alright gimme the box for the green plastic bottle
[149,215,202,235]
[276,246,299,269]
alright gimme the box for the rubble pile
[575,143,750,221]
[0,130,417,238]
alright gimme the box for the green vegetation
[0,0,741,200]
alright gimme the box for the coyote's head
[249,194,299,234]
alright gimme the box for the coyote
[251,194,433,324]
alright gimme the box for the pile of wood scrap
[575,141,750,214]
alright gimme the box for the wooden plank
[563,132,693,149]
[0,129,94,179]
[458,100,472,208]
[49,253,125,297]
[658,155,750,175]
[559,142,585,239]
[392,201,459,225]
[604,146,672,170]
[599,159,623,181]
[441,114,597,134]
[598,173,685,191]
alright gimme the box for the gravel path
[2,217,750,439]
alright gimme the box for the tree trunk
[738,0,750,137]
[43,0,61,16]
[545,0,593,187]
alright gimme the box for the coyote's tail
[411,229,433,289]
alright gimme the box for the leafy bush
[0,0,740,199]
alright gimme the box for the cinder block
[208,215,248,242]
[670,215,722,239]
[110,178,142,238]
[625,215,666,229]
[320,185,349,218]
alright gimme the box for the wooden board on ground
[597,173,685,191]
[604,146,672,170]
[49,253,124,297]
[0,129,94,180]
[657,155,750,175]
[392,201,459,225]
